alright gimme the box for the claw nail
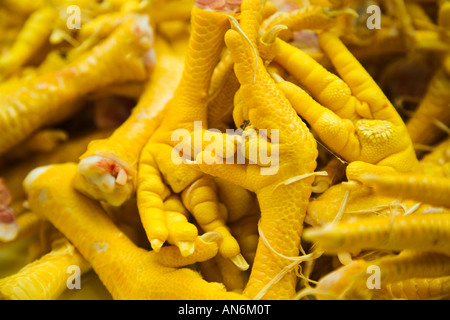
[23,165,53,194]
[150,238,164,252]
[116,169,128,186]
[177,241,196,257]
[229,253,249,271]
[200,231,222,243]
[261,24,288,46]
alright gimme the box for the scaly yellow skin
[0,49,69,96]
[0,237,91,300]
[0,6,58,78]
[300,250,450,300]
[207,54,240,131]
[261,4,356,41]
[164,194,198,255]
[228,212,260,266]
[74,36,185,207]
[377,275,450,300]
[303,213,450,255]
[77,4,140,41]
[76,0,191,44]
[352,171,450,208]
[344,144,450,212]
[306,139,450,227]
[306,179,450,229]
[213,178,260,266]
[25,163,248,300]
[208,49,234,99]
[419,137,450,178]
[137,4,247,267]
[306,181,401,227]
[264,32,418,173]
[193,0,318,299]
[406,64,450,150]
[213,177,260,223]
[1,129,112,203]
[0,15,154,156]
[0,1,113,74]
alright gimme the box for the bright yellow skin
[25,163,248,300]
[213,178,260,267]
[0,1,119,77]
[164,194,199,256]
[261,4,356,41]
[74,36,185,207]
[303,213,450,255]
[137,5,246,267]
[214,254,246,292]
[378,275,450,300]
[0,49,69,96]
[406,64,450,149]
[76,0,190,44]
[306,183,450,232]
[419,137,450,178]
[0,6,58,78]
[77,4,140,41]
[300,250,450,300]
[307,181,401,227]
[1,129,112,204]
[0,15,153,156]
[213,177,260,223]
[228,211,260,266]
[0,237,91,300]
[265,32,418,173]
[207,51,240,132]
[306,138,450,228]
[1,0,447,302]
[343,140,450,213]
[192,0,318,299]
[352,171,450,208]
